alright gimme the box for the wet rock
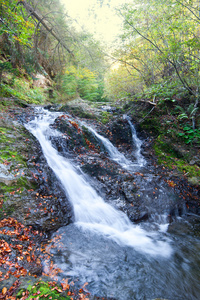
[0,164,17,185]
[0,107,73,232]
[108,119,132,147]
[189,156,200,166]
[127,208,149,223]
[188,176,200,186]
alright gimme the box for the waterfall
[83,124,133,168]
[26,108,172,257]
[126,116,146,167]
[83,122,145,170]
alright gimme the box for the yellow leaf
[2,287,7,295]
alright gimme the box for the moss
[0,176,31,193]
[0,176,37,219]
[0,77,47,105]
[0,203,15,219]
[0,127,29,168]
[59,104,97,119]
[154,138,200,180]
[100,111,111,124]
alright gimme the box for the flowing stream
[126,115,146,167]
[26,108,200,300]
[82,123,139,171]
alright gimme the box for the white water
[126,116,146,167]
[26,108,172,257]
[83,122,145,170]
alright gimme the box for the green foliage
[95,79,108,101]
[177,125,200,144]
[77,68,99,100]
[0,0,42,77]
[1,0,34,47]
[75,31,107,76]
[1,0,107,98]
[0,60,16,85]
[108,0,200,107]
[0,61,14,74]
[142,81,181,103]
[105,64,139,101]
[0,78,47,104]
[16,281,70,300]
[176,103,199,120]
[101,111,111,124]
[57,66,105,101]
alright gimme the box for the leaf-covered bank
[0,100,90,300]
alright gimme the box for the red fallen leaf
[61,278,70,291]
[166,180,176,187]
[27,256,31,262]
[16,244,23,250]
[52,287,62,293]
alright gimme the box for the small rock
[188,177,200,186]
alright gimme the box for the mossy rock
[153,136,200,183]
[59,103,97,119]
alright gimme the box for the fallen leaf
[2,287,7,295]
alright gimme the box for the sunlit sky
[60,0,129,45]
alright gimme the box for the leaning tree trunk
[17,0,74,57]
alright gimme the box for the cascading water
[83,122,145,170]
[25,108,200,300]
[126,116,146,167]
[26,108,171,257]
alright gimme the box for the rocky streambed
[0,98,200,299]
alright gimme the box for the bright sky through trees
[60,0,129,44]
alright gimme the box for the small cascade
[83,123,145,170]
[83,124,132,168]
[26,108,172,257]
[125,116,146,167]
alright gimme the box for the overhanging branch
[17,0,74,57]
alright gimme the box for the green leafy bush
[0,78,46,104]
[178,126,200,144]
[142,81,182,103]
[57,66,105,101]
[16,281,70,300]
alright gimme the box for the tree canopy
[0,0,107,100]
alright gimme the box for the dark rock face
[108,119,133,147]
[0,107,72,233]
[2,104,198,234]
[48,113,187,223]
[23,144,72,231]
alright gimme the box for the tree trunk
[17,1,74,57]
